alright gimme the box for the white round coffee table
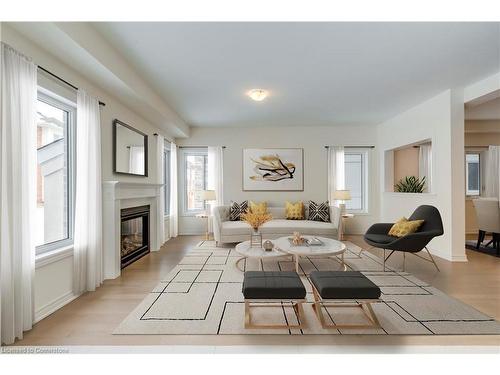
[234,240,288,271]
[274,236,347,273]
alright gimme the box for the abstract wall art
[242,148,304,191]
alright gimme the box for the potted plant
[394,176,426,193]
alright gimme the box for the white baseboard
[428,246,469,262]
[450,254,469,262]
[34,290,81,323]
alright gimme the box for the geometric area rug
[114,240,500,336]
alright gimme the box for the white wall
[2,25,173,321]
[464,72,500,104]
[378,90,466,261]
[176,125,380,235]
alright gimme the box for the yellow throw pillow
[249,201,268,215]
[285,201,304,220]
[388,217,425,237]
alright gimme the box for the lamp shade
[200,190,216,201]
[333,190,351,201]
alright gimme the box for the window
[466,153,480,196]
[344,149,369,213]
[180,148,208,215]
[163,144,171,215]
[35,91,76,254]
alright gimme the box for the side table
[339,213,354,241]
[196,213,211,240]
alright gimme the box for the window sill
[347,211,371,216]
[181,212,206,217]
[35,245,74,269]
[384,192,437,197]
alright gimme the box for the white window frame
[465,152,481,197]
[163,143,171,216]
[35,90,76,256]
[179,147,208,216]
[344,148,370,214]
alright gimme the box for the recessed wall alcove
[384,139,433,193]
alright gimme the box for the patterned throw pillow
[307,201,330,222]
[388,217,425,237]
[285,201,305,220]
[229,201,248,221]
[249,201,268,215]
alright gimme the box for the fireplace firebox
[120,205,150,268]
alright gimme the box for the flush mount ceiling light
[247,89,269,102]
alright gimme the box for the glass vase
[250,228,263,248]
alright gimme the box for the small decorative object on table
[241,211,273,248]
[307,237,324,246]
[292,231,306,246]
[263,240,274,252]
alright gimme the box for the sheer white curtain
[485,145,500,205]
[0,43,37,345]
[418,144,432,193]
[73,89,103,294]
[208,146,224,233]
[208,146,224,208]
[156,134,165,248]
[327,146,345,205]
[169,142,178,238]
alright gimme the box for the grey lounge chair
[364,205,443,271]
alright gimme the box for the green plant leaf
[394,175,426,193]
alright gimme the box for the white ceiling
[91,22,500,128]
[8,22,189,137]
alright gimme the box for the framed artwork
[242,148,304,191]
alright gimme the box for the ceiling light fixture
[247,89,268,102]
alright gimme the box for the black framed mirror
[113,119,148,177]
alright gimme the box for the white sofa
[213,205,342,245]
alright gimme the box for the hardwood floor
[12,235,500,347]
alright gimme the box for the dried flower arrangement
[241,211,273,231]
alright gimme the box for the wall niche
[384,139,432,193]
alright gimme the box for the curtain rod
[38,66,106,107]
[150,140,227,150]
[324,145,375,149]
[178,145,226,149]
[152,133,175,143]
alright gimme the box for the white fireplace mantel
[102,181,164,279]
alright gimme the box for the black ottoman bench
[242,271,307,329]
[309,271,381,329]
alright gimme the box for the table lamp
[200,190,216,215]
[333,189,351,214]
